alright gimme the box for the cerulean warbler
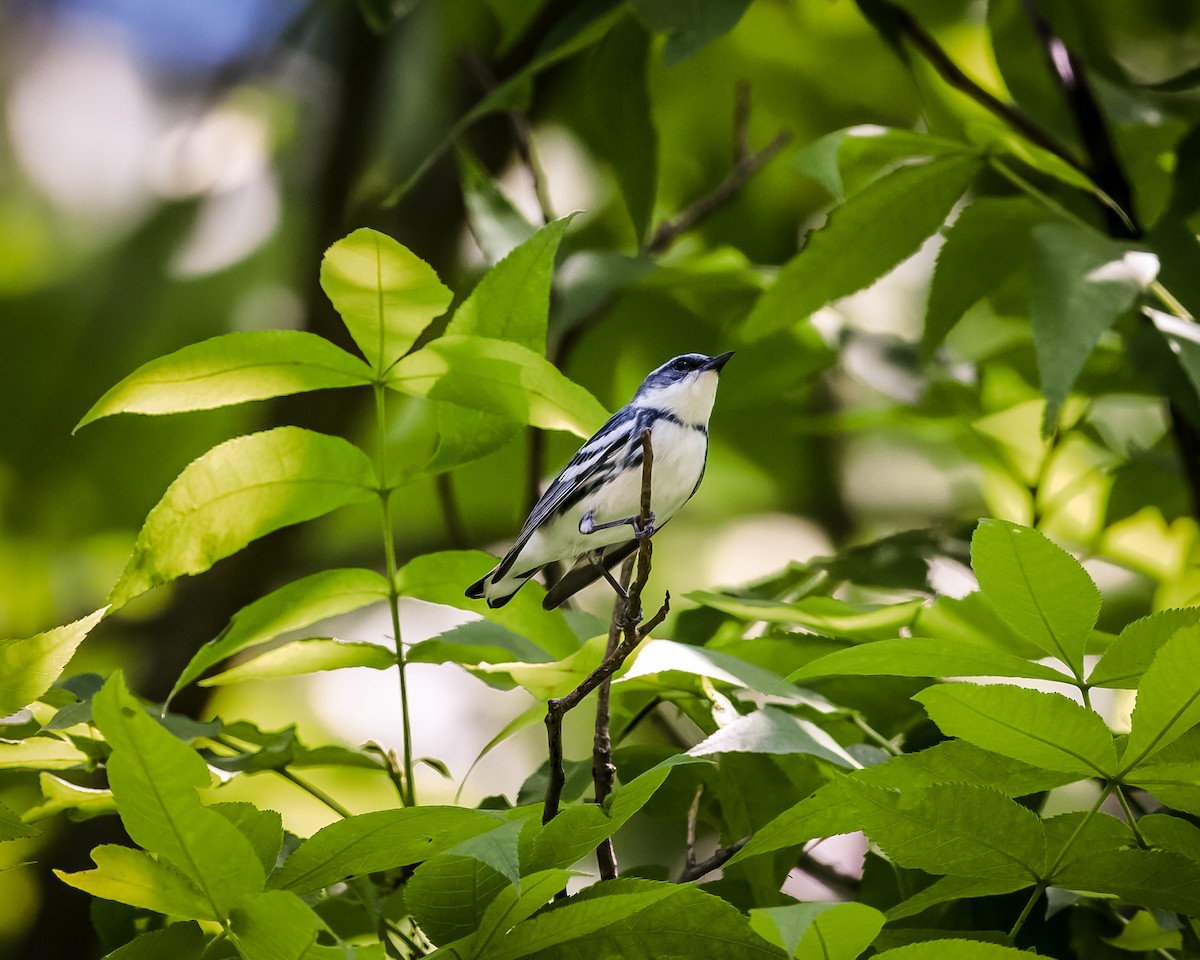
[466,351,734,609]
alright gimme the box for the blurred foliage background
[3,0,1200,955]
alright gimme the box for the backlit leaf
[631,0,752,65]
[751,901,885,959]
[0,607,106,716]
[687,706,859,768]
[55,844,215,920]
[229,890,329,960]
[1089,607,1200,689]
[1123,623,1200,770]
[790,637,1070,684]
[24,773,115,822]
[200,638,394,686]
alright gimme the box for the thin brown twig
[684,784,704,873]
[543,430,670,825]
[677,837,749,883]
[646,86,791,255]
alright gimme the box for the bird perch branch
[543,429,670,829]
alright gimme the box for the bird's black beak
[704,351,735,372]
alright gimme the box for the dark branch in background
[645,82,791,255]
[543,430,670,825]
[592,553,636,880]
[678,837,749,883]
[435,474,470,548]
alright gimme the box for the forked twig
[543,430,670,826]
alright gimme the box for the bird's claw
[632,511,656,539]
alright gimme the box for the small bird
[466,351,734,610]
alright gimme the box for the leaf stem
[1114,784,1145,846]
[279,769,354,820]
[375,382,416,807]
[1007,882,1045,941]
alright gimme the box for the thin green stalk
[279,769,354,820]
[375,383,416,808]
[1007,882,1045,941]
[1115,784,1146,846]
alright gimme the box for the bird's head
[631,351,734,426]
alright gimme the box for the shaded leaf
[212,802,284,877]
[971,519,1098,675]
[744,153,980,340]
[874,942,1032,959]
[76,332,372,429]
[751,901,885,959]
[200,639,394,686]
[320,227,453,372]
[386,335,609,438]
[407,854,509,946]
[230,890,328,960]
[92,673,265,917]
[102,921,204,960]
[916,682,1116,777]
[455,145,536,262]
[0,798,37,841]
[790,637,1070,684]
[408,620,554,671]
[1030,223,1154,431]
[689,592,923,640]
[467,868,577,958]
[0,607,106,716]
[1123,623,1200,770]
[109,428,377,609]
[444,814,528,889]
[1105,910,1183,952]
[1142,813,1200,862]
[1051,848,1200,915]
[622,638,808,701]
[55,844,215,920]
[630,0,751,65]
[886,875,1033,921]
[1089,607,1200,689]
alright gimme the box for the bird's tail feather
[542,541,639,610]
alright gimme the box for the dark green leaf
[408,620,554,670]
[169,568,390,705]
[320,227,453,372]
[466,868,576,958]
[874,943,1032,959]
[55,844,215,920]
[922,197,1042,357]
[386,336,609,438]
[456,146,536,263]
[916,683,1116,777]
[1051,848,1200,915]
[743,153,981,340]
[76,332,373,429]
[971,519,1099,675]
[0,797,36,841]
[229,890,329,960]
[0,607,106,716]
[886,875,1033,921]
[444,814,527,889]
[630,0,751,65]
[200,639,394,686]
[587,19,656,241]
[92,674,265,917]
[1030,222,1153,431]
[1089,607,1200,689]
[1122,623,1200,771]
[102,921,204,960]
[109,428,377,609]
[750,901,885,959]
[407,854,509,946]
[1140,813,1200,862]
[270,806,501,893]
[790,637,1070,684]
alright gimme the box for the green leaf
[1051,848,1200,915]
[587,19,656,241]
[0,798,37,841]
[1030,223,1154,431]
[92,673,265,917]
[689,592,924,640]
[455,145,536,263]
[886,875,1034,921]
[0,735,89,770]
[750,901,885,959]
[444,814,527,889]
[630,0,752,65]
[386,335,609,438]
[230,890,329,960]
[0,607,106,716]
[922,197,1042,356]
[447,216,573,351]
[76,331,373,429]
[874,942,1033,960]
[844,781,1045,880]
[970,519,1099,675]
[1089,607,1200,689]
[212,802,284,876]
[743,153,980,340]
[408,620,554,670]
[24,772,115,822]
[55,844,216,920]
[109,428,377,610]
[621,639,806,701]
[270,806,501,893]
[1123,623,1200,770]
[169,568,390,705]
[793,126,969,202]
[395,551,578,659]
[319,227,453,372]
[688,706,859,768]
[1142,813,1200,862]
[406,854,510,945]
[790,637,1070,684]
[200,639,394,686]
[102,921,204,960]
[467,868,576,958]
[916,683,1116,777]
[1105,911,1183,952]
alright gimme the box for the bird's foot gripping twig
[579,509,657,539]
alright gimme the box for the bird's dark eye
[671,358,688,371]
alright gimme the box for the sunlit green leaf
[1089,607,1200,689]
[751,901,885,959]
[200,638,394,686]
[24,772,115,823]
[689,592,923,640]
[0,736,89,770]
[386,335,609,438]
[408,620,554,672]
[631,0,752,65]
[1105,910,1184,952]
[1123,623,1200,770]
[230,890,329,960]
[0,607,106,716]
[109,428,377,609]
[76,331,373,429]
[1030,222,1154,431]
[169,568,390,705]
[320,227,453,372]
[270,806,502,893]
[55,844,215,920]
[443,813,527,889]
[743,153,980,339]
[212,802,283,877]
[971,519,1098,675]
[92,673,265,917]
[790,637,1070,684]
[688,706,859,768]
[621,638,808,701]
[916,682,1116,777]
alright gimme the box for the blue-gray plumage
[466,351,733,610]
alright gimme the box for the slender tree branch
[678,837,749,883]
[646,84,791,255]
[543,430,669,824]
[592,553,636,879]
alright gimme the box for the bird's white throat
[633,369,720,426]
